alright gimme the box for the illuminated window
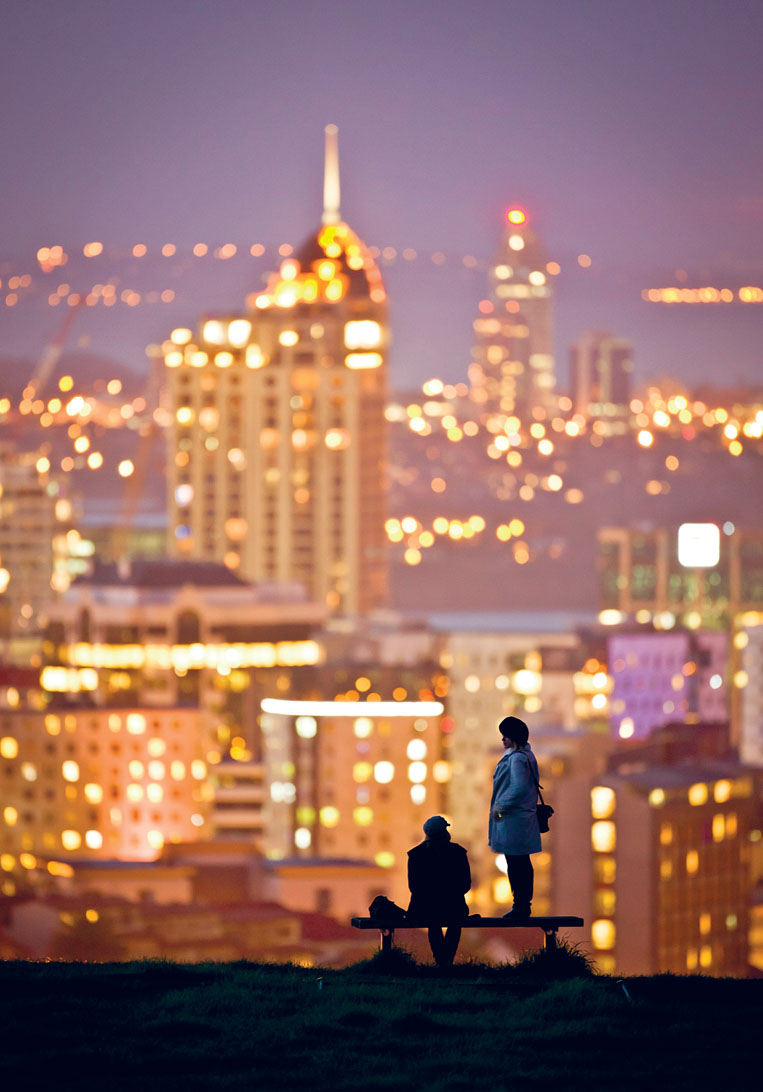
[84,783,103,804]
[353,762,372,783]
[713,780,732,803]
[345,352,383,369]
[374,761,395,784]
[686,850,699,874]
[590,786,616,819]
[591,919,615,950]
[406,739,427,761]
[0,736,19,759]
[62,760,79,783]
[591,821,616,853]
[408,762,427,784]
[688,783,708,806]
[594,890,616,915]
[353,807,373,827]
[319,806,340,828]
[61,830,81,850]
[295,827,311,849]
[344,320,382,350]
[296,716,317,739]
[202,320,226,345]
[245,344,265,369]
[126,713,146,735]
[512,669,542,695]
[712,814,725,842]
[228,319,251,346]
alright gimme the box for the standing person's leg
[504,854,533,916]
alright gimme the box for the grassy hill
[1,949,761,1091]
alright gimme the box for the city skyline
[2,0,763,980]
[1,1,762,388]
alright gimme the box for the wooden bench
[351,915,584,953]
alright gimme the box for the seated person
[407,815,471,966]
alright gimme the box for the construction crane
[26,300,85,399]
[110,355,166,564]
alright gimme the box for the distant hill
[0,351,146,401]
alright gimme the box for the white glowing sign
[677,523,720,568]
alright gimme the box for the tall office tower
[0,450,78,639]
[597,525,763,628]
[260,690,446,902]
[570,331,632,425]
[468,208,555,417]
[165,126,388,616]
[589,725,759,976]
[441,625,581,909]
[608,630,728,742]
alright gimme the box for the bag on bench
[368,895,408,923]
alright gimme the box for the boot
[502,904,531,921]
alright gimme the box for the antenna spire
[322,124,341,225]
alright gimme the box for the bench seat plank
[351,916,583,929]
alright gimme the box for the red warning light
[507,208,526,225]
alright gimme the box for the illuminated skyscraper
[469,209,555,416]
[165,126,388,616]
[570,330,632,428]
[0,449,80,638]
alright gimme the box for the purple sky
[1,0,761,389]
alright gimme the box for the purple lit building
[608,630,728,740]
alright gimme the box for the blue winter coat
[488,745,542,855]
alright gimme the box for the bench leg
[380,929,394,953]
[544,929,557,952]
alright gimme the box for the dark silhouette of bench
[351,915,584,953]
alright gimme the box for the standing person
[407,815,471,967]
[488,716,541,920]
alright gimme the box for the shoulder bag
[523,755,554,833]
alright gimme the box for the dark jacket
[407,838,471,923]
